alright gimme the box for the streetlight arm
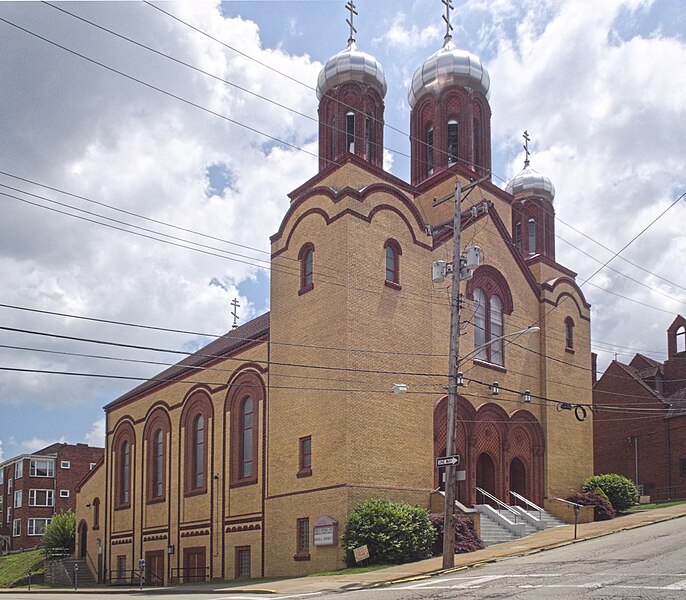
[459,326,540,365]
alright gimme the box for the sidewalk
[4,503,686,595]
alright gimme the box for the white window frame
[15,461,23,479]
[12,518,20,537]
[13,489,22,509]
[6,507,10,524]
[0,468,4,485]
[89,463,97,470]
[7,478,12,494]
[59,490,70,498]
[29,489,54,507]
[60,461,71,469]
[30,459,55,478]
[28,517,51,536]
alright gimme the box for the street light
[442,324,540,568]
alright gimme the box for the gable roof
[105,312,270,411]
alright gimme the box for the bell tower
[316,2,387,171]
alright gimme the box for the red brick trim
[143,407,171,504]
[180,391,213,497]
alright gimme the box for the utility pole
[441,179,462,568]
[434,174,490,569]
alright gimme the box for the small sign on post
[436,455,460,467]
[353,544,369,563]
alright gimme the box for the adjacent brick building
[593,315,686,501]
[0,443,103,552]
[76,12,594,585]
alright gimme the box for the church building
[76,2,593,584]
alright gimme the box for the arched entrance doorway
[509,457,527,498]
[78,522,88,558]
[476,453,496,504]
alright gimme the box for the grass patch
[306,564,393,577]
[0,549,45,588]
[626,499,686,512]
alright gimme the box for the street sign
[436,455,460,467]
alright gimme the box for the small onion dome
[408,37,490,109]
[506,165,556,203]
[316,40,387,101]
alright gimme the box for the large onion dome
[316,40,387,101]
[506,164,556,203]
[408,37,490,108]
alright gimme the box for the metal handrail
[509,490,543,520]
[475,487,519,522]
[552,497,583,508]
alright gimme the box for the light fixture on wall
[522,390,531,403]
[490,382,499,396]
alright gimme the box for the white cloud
[84,418,106,448]
[21,437,67,454]
[374,14,440,50]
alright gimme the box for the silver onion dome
[409,38,490,108]
[506,165,556,203]
[316,40,387,101]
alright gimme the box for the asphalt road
[2,516,685,599]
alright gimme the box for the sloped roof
[105,312,270,411]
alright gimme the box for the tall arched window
[228,372,264,488]
[447,120,458,165]
[241,398,254,478]
[468,266,513,367]
[384,239,401,287]
[298,243,314,294]
[346,111,355,153]
[120,441,130,506]
[152,429,164,499]
[182,392,212,496]
[677,326,686,354]
[528,219,536,255]
[92,497,100,530]
[565,317,575,350]
[113,422,134,510]
[514,222,521,249]
[192,414,205,490]
[426,126,434,175]
[330,115,336,160]
[365,116,372,160]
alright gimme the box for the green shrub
[566,491,616,521]
[429,513,484,555]
[342,498,435,566]
[582,474,639,512]
[41,510,75,553]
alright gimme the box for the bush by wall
[566,491,616,521]
[429,513,484,555]
[41,510,75,554]
[582,474,639,512]
[342,498,435,566]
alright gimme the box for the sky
[0,0,684,462]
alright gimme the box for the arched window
[330,115,336,160]
[678,326,686,354]
[514,222,521,249]
[384,239,401,287]
[469,266,514,368]
[152,429,164,499]
[528,219,536,255]
[240,398,254,479]
[227,372,264,488]
[346,111,355,153]
[298,243,314,294]
[192,414,205,490]
[119,441,130,507]
[92,497,100,530]
[182,392,212,496]
[426,126,434,175]
[447,119,458,165]
[365,116,372,160]
[565,317,575,350]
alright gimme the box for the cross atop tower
[523,130,531,167]
[345,1,358,45]
[442,0,454,43]
[231,298,240,330]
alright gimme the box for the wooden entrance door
[145,550,164,586]
[183,547,206,583]
[78,522,87,558]
[476,452,496,504]
[509,457,527,499]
